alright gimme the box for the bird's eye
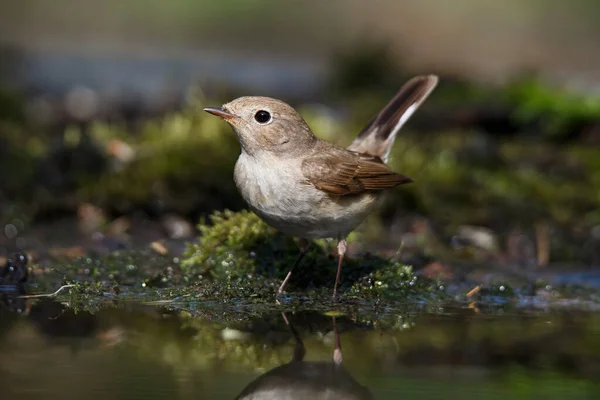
[254,110,272,124]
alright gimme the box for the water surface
[1,299,599,399]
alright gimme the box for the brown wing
[301,147,412,196]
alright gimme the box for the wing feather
[302,149,412,196]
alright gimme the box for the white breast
[233,152,379,239]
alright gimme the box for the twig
[19,284,76,299]
[140,299,176,305]
[535,221,550,268]
[466,285,481,298]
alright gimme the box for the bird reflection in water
[235,313,374,400]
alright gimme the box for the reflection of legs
[332,239,347,299]
[332,317,342,366]
[277,238,310,297]
[281,312,306,362]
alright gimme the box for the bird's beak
[203,107,237,121]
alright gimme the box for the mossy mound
[23,210,435,307]
[181,209,433,298]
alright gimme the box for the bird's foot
[275,290,291,305]
[332,290,341,303]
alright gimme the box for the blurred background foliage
[1,0,600,269]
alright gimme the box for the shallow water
[1,298,599,400]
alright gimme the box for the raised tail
[347,75,438,162]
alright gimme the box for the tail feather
[347,75,438,162]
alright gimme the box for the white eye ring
[254,110,272,124]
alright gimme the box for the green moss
[182,209,293,280]
[181,209,437,299]
[349,263,426,299]
[77,109,244,213]
[44,249,175,285]
[505,74,600,138]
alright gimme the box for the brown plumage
[302,144,412,196]
[204,75,439,299]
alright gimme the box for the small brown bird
[204,75,438,299]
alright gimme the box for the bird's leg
[276,238,310,297]
[281,312,306,362]
[332,316,343,366]
[332,239,347,299]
